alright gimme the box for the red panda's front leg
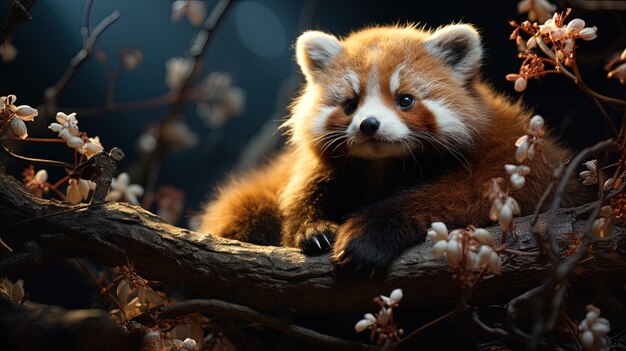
[279,159,339,255]
[333,176,491,272]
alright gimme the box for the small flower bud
[15,105,38,121]
[428,222,448,242]
[432,240,448,259]
[34,169,48,183]
[182,338,197,350]
[510,173,526,189]
[514,77,527,92]
[477,245,493,267]
[566,19,586,35]
[49,123,63,132]
[515,137,530,162]
[530,115,544,131]
[579,26,597,41]
[66,136,84,148]
[446,240,461,265]
[550,28,567,41]
[472,228,494,246]
[10,118,27,139]
[499,204,513,231]
[389,288,403,305]
[526,36,537,49]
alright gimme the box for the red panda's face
[288,25,487,160]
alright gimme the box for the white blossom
[607,49,626,84]
[171,0,207,26]
[566,18,586,36]
[580,160,598,185]
[490,196,521,233]
[34,169,48,183]
[1,94,38,139]
[515,115,544,162]
[355,316,375,333]
[83,136,104,158]
[578,305,611,351]
[66,178,96,203]
[518,0,556,22]
[0,278,25,303]
[505,164,531,189]
[49,112,87,151]
[579,26,598,41]
[165,57,193,90]
[107,172,144,205]
[0,40,18,63]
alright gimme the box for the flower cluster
[111,265,165,323]
[67,177,96,203]
[508,9,597,91]
[354,289,404,345]
[0,94,38,139]
[22,166,49,198]
[106,172,145,205]
[49,112,104,158]
[427,223,502,275]
[517,0,556,22]
[195,72,246,128]
[485,178,522,234]
[0,277,25,304]
[166,57,193,91]
[579,160,598,185]
[171,0,207,26]
[607,48,626,84]
[578,305,611,351]
[515,115,545,162]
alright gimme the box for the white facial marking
[311,105,336,136]
[346,70,360,95]
[421,99,472,144]
[389,64,404,94]
[347,64,410,159]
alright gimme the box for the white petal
[591,319,611,334]
[364,313,376,323]
[527,143,536,160]
[6,94,16,105]
[446,240,461,265]
[516,138,530,162]
[579,27,597,41]
[34,169,48,183]
[66,136,84,148]
[78,179,90,199]
[379,307,392,325]
[186,1,207,26]
[499,204,513,231]
[10,118,27,139]
[472,228,494,246]
[125,193,140,205]
[15,105,38,121]
[49,123,63,132]
[55,112,69,124]
[354,319,373,333]
[550,28,566,41]
[529,115,544,131]
[510,173,526,189]
[182,338,197,350]
[506,197,522,215]
[505,164,518,174]
[433,240,448,259]
[514,77,527,92]
[58,129,71,140]
[566,18,585,35]
[170,0,188,22]
[488,251,502,275]
[389,289,403,305]
[67,181,83,203]
[580,330,595,349]
[477,245,493,267]
[127,184,145,197]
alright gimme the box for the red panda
[199,24,579,271]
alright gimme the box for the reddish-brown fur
[199,25,582,271]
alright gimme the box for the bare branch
[0,0,37,46]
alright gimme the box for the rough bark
[0,171,624,315]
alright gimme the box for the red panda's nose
[359,117,380,136]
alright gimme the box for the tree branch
[0,171,624,315]
[0,0,37,46]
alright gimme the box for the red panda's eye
[343,98,358,115]
[396,95,415,110]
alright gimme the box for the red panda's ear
[296,31,342,81]
[424,24,483,83]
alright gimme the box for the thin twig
[0,0,37,46]
[131,299,376,351]
[0,143,74,169]
[140,0,231,208]
[44,4,120,109]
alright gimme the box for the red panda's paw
[332,215,400,274]
[297,221,337,256]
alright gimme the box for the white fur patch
[421,99,472,144]
[311,105,336,136]
[389,64,404,94]
[346,70,360,94]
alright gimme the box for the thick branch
[0,295,138,351]
[0,171,625,314]
[0,0,37,46]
